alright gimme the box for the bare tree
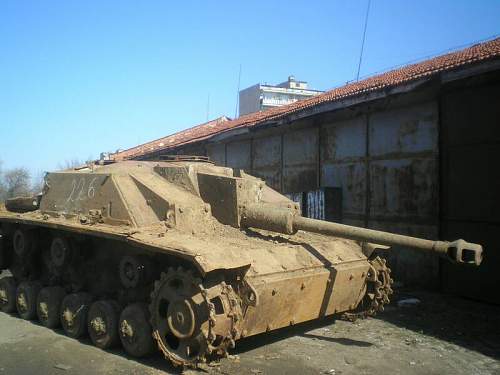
[0,160,5,202]
[3,167,31,199]
[0,160,42,202]
[86,155,96,164]
[31,170,47,195]
[57,158,84,171]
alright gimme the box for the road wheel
[50,237,73,269]
[88,300,121,349]
[119,256,154,289]
[16,280,42,320]
[60,292,93,338]
[13,229,36,258]
[119,303,155,358]
[0,277,17,313]
[37,286,66,328]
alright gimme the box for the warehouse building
[112,38,500,303]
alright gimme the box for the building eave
[111,37,500,161]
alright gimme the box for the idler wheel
[50,237,73,269]
[0,277,17,313]
[37,286,66,328]
[60,292,93,338]
[13,228,37,258]
[88,300,121,349]
[119,303,155,358]
[16,280,42,320]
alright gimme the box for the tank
[0,156,483,366]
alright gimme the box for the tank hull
[0,159,479,366]
[0,210,371,342]
[242,261,369,337]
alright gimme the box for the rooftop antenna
[356,0,371,81]
[206,93,210,122]
[234,64,242,118]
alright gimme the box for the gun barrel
[293,216,482,266]
[240,204,482,266]
[294,216,441,251]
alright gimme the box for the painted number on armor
[66,177,99,202]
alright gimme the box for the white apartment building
[238,76,323,116]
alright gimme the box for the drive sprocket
[342,256,394,321]
[149,267,242,367]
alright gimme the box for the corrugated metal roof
[113,37,500,161]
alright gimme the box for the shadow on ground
[5,286,499,372]
[235,288,500,361]
[374,288,500,360]
[233,314,374,356]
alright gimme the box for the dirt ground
[0,280,499,375]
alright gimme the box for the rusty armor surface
[0,159,482,365]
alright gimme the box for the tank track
[0,226,221,364]
[342,256,394,322]
[1,223,393,366]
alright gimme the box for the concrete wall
[206,98,441,287]
[251,136,282,191]
[206,143,226,166]
[226,140,251,171]
[141,68,499,299]
[320,101,440,287]
[283,127,319,193]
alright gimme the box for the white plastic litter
[397,298,421,307]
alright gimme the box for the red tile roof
[113,37,500,161]
[114,116,231,160]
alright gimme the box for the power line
[327,34,499,91]
[355,33,500,82]
[356,0,371,81]
[234,64,242,119]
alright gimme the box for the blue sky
[0,0,499,178]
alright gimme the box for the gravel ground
[0,282,499,375]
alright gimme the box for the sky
[0,0,499,178]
